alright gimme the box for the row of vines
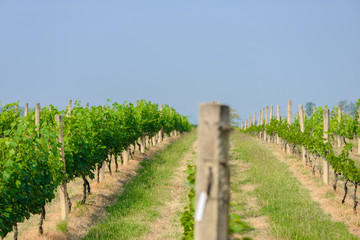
[242,99,360,211]
[0,99,192,238]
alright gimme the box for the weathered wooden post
[100,105,106,181]
[287,100,292,154]
[195,102,230,240]
[299,105,306,164]
[34,104,47,235]
[277,105,280,144]
[123,149,129,164]
[67,100,72,116]
[35,103,40,131]
[270,106,273,120]
[323,107,330,185]
[257,110,261,126]
[55,115,69,220]
[264,106,268,141]
[260,108,264,138]
[337,104,342,147]
[24,103,29,117]
[158,104,164,143]
[253,112,256,126]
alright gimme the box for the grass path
[142,140,197,240]
[232,131,357,240]
[82,131,196,240]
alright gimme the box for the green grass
[82,131,196,240]
[56,220,68,232]
[232,132,357,240]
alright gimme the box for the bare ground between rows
[140,141,197,240]
[229,144,274,240]
[256,138,360,239]
[5,137,178,240]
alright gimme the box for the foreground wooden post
[55,115,69,220]
[195,103,230,240]
[299,105,306,164]
[323,108,330,185]
[276,105,280,144]
[287,100,292,154]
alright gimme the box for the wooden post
[24,103,29,117]
[323,107,330,185]
[67,100,72,117]
[253,112,256,126]
[299,105,306,164]
[287,100,292,154]
[261,108,264,125]
[159,105,164,143]
[264,106,268,141]
[140,136,145,153]
[35,103,40,131]
[100,105,106,181]
[123,149,129,164]
[337,104,342,147]
[270,106,273,120]
[195,102,230,240]
[55,115,69,220]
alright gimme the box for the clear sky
[0,1,359,123]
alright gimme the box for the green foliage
[56,220,68,232]
[180,164,195,240]
[0,100,192,238]
[242,99,360,187]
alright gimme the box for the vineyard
[2,99,360,240]
[0,100,192,239]
[242,99,360,212]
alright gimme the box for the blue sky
[0,1,359,123]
